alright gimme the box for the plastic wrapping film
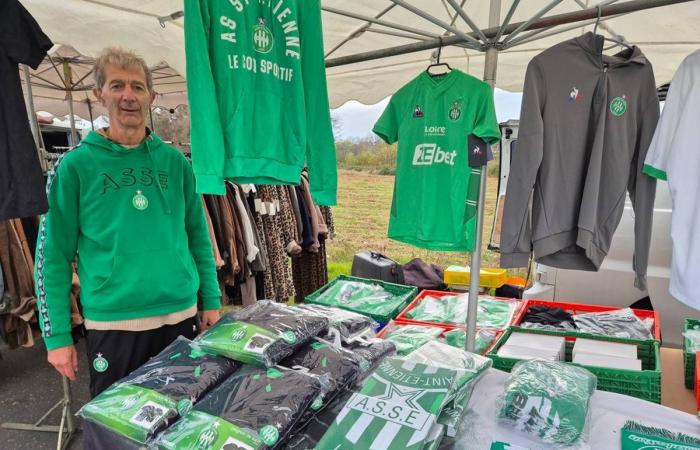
[497,359,597,446]
[342,338,398,383]
[196,301,329,366]
[155,365,323,449]
[280,338,362,425]
[572,308,653,340]
[403,341,492,438]
[295,304,379,342]
[442,328,499,355]
[78,337,239,445]
[406,294,518,329]
[381,323,445,355]
[308,279,406,323]
[684,329,700,352]
[315,357,460,450]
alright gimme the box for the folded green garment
[406,294,516,329]
[307,279,412,323]
[382,323,445,355]
[499,360,597,445]
[442,328,499,355]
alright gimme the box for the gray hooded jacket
[500,32,659,289]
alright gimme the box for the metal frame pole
[325,0,694,67]
[22,64,47,172]
[389,0,483,47]
[63,62,78,146]
[466,0,501,352]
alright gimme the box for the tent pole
[325,0,694,67]
[63,62,78,146]
[22,65,47,172]
[466,0,501,353]
[86,99,95,131]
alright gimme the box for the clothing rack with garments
[201,172,333,305]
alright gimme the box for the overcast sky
[331,88,523,140]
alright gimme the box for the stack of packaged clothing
[307,277,416,324]
[520,305,654,340]
[405,294,518,329]
[78,302,402,449]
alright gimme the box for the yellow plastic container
[443,266,508,288]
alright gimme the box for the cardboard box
[573,352,642,370]
[573,338,638,360]
[496,344,562,361]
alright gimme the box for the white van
[492,120,698,348]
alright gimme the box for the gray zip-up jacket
[500,32,659,290]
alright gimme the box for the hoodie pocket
[90,249,197,311]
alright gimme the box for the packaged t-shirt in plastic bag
[573,308,653,340]
[156,365,323,449]
[196,301,329,366]
[316,357,458,450]
[281,338,361,418]
[442,328,499,355]
[343,338,398,380]
[403,341,492,437]
[498,359,597,446]
[381,322,445,355]
[406,294,517,329]
[78,337,239,445]
[307,279,411,324]
[295,304,379,341]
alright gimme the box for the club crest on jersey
[253,17,273,54]
[448,101,461,121]
[569,87,582,102]
[132,190,148,210]
[412,105,424,118]
[610,95,628,116]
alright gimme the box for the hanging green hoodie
[184,0,337,206]
[35,131,221,351]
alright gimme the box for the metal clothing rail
[1,376,76,450]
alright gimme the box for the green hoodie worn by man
[36,131,221,351]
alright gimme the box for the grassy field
[327,168,501,280]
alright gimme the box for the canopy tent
[21,44,188,117]
[19,0,700,108]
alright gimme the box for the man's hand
[47,345,78,381]
[200,309,221,332]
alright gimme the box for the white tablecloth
[456,368,700,449]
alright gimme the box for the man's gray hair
[93,47,153,92]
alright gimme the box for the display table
[460,368,699,449]
[661,347,697,414]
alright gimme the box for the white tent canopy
[20,1,700,108]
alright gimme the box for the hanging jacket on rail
[500,32,659,290]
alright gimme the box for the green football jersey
[373,70,500,251]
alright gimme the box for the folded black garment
[197,301,329,366]
[281,339,361,423]
[343,339,397,381]
[79,337,239,444]
[157,365,323,449]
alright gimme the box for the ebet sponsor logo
[412,143,457,166]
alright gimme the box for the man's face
[94,64,155,130]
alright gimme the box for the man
[35,48,221,397]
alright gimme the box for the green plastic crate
[304,275,418,324]
[683,318,700,389]
[487,326,661,403]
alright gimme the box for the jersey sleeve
[184,0,227,195]
[300,0,338,206]
[373,97,400,144]
[0,0,53,68]
[472,83,501,144]
[643,62,689,181]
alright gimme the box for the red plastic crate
[512,299,661,340]
[394,289,522,330]
[376,320,502,356]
